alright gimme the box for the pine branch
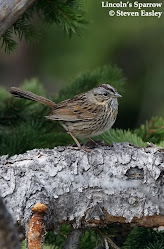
[80,230,103,249]
[0,28,17,54]
[0,0,87,53]
[36,0,87,36]
[56,65,125,102]
[0,0,37,37]
[45,225,71,248]
[158,141,164,148]
[13,18,39,44]
[99,129,146,148]
[0,66,163,156]
[122,227,164,249]
[135,117,164,144]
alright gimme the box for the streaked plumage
[9,84,121,149]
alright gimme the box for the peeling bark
[0,0,37,36]
[0,143,164,235]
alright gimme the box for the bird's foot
[71,145,92,153]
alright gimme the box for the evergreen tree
[0,65,164,248]
[0,0,87,53]
[1,1,164,248]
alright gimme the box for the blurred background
[0,0,164,129]
[0,2,164,248]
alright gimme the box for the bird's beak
[113,92,122,98]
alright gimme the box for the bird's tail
[9,87,56,108]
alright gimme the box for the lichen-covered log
[0,143,164,234]
[0,0,37,36]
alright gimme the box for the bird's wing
[45,99,97,121]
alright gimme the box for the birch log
[0,0,37,36]
[0,143,164,234]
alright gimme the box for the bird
[9,84,122,150]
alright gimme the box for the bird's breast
[60,98,118,137]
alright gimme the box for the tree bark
[63,229,84,249]
[0,196,20,249]
[0,0,37,36]
[0,143,164,234]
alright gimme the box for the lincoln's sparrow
[9,84,121,149]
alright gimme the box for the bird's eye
[103,92,108,96]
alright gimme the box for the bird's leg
[87,137,106,147]
[68,132,82,150]
[87,137,98,146]
[69,132,92,152]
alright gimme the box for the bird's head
[91,84,122,104]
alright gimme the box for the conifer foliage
[0,65,125,156]
[0,0,87,53]
[1,65,163,157]
[1,1,164,248]
[1,65,164,248]
[122,227,164,249]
